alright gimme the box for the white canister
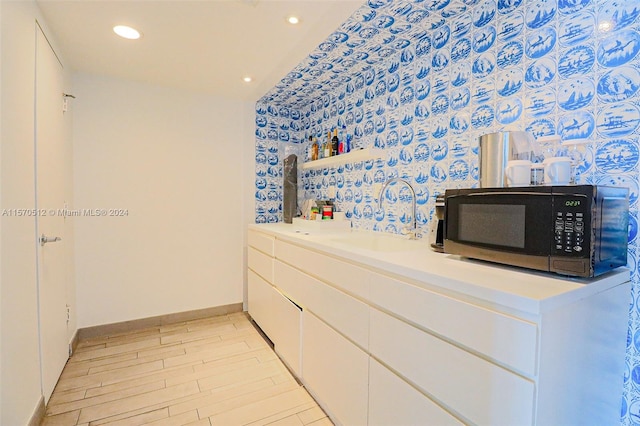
[505,160,532,187]
[543,157,572,185]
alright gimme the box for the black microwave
[444,185,629,277]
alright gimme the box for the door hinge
[66,304,71,324]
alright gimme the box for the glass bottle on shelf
[331,129,339,156]
[311,136,319,161]
[324,131,332,158]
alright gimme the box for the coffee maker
[429,194,445,252]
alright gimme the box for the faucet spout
[378,178,418,239]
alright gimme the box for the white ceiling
[36,0,364,102]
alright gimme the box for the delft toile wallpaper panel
[254,0,640,423]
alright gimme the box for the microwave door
[444,191,553,272]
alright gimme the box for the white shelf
[301,148,383,170]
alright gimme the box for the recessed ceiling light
[243,76,252,83]
[113,25,141,40]
[287,16,300,25]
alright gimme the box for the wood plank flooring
[42,312,332,426]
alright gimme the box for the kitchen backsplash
[254,0,639,422]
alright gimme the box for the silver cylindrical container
[478,131,531,188]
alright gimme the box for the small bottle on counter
[331,128,339,156]
[310,206,319,220]
[322,205,333,220]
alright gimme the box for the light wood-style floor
[42,312,332,426]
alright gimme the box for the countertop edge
[248,223,631,315]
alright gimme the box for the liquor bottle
[311,136,319,161]
[331,129,339,156]
[324,131,332,158]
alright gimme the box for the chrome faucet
[378,178,418,240]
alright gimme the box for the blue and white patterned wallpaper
[255,0,640,423]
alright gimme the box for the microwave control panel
[553,197,588,256]
[554,211,585,254]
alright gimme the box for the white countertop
[249,222,630,315]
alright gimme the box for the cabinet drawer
[370,309,535,426]
[247,270,275,338]
[275,239,370,300]
[369,358,462,426]
[303,311,369,426]
[369,273,537,376]
[248,230,275,256]
[248,246,274,284]
[271,290,302,378]
[275,260,369,350]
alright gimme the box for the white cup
[543,157,572,185]
[505,160,532,187]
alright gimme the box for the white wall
[73,73,254,328]
[0,0,4,421]
[0,4,254,421]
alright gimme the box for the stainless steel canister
[478,131,531,188]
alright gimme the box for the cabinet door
[302,311,368,426]
[248,246,274,284]
[275,260,369,350]
[369,359,462,426]
[271,291,302,377]
[369,271,537,376]
[248,230,275,256]
[370,308,535,426]
[247,269,275,338]
[275,239,370,300]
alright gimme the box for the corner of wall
[242,99,257,310]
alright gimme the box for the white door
[35,23,70,402]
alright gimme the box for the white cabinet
[274,238,370,300]
[274,259,369,350]
[247,225,630,426]
[368,271,538,376]
[247,246,273,284]
[247,270,276,338]
[248,230,275,256]
[247,232,301,376]
[368,358,462,426]
[534,282,631,425]
[270,290,301,377]
[370,308,535,425]
[303,311,369,426]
